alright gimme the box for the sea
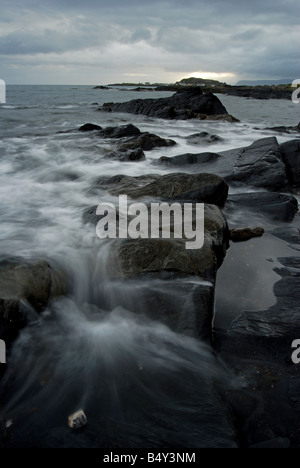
[0,85,299,447]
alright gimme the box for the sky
[0,0,299,85]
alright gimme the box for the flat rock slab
[226,192,298,221]
[99,172,229,207]
[157,152,221,167]
[221,256,300,355]
[229,137,290,192]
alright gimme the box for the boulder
[102,173,229,207]
[84,203,229,282]
[78,123,102,132]
[228,137,291,192]
[117,132,176,151]
[101,87,229,120]
[279,140,300,187]
[0,260,66,343]
[185,132,223,144]
[105,148,146,162]
[83,197,229,340]
[229,227,264,242]
[227,192,298,221]
[99,124,141,139]
[157,152,221,167]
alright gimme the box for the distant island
[94,76,296,100]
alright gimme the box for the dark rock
[105,148,146,162]
[93,86,109,90]
[99,274,215,340]
[83,201,229,341]
[0,260,66,344]
[279,139,300,187]
[227,192,298,221]
[262,124,300,134]
[185,132,223,144]
[100,87,229,120]
[102,102,114,108]
[228,137,291,192]
[110,203,229,281]
[222,85,292,100]
[104,173,229,207]
[219,254,300,448]
[132,87,155,92]
[229,227,264,242]
[118,133,176,152]
[78,123,102,132]
[158,152,221,167]
[100,124,141,139]
[250,437,291,449]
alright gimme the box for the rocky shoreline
[1,92,300,447]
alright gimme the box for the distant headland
[94,76,296,100]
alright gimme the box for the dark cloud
[0,0,299,84]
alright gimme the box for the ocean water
[0,85,299,447]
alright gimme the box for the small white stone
[68,410,87,429]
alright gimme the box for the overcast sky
[0,0,299,85]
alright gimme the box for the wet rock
[279,139,300,187]
[219,256,300,447]
[99,124,141,139]
[104,173,229,207]
[0,260,66,344]
[101,87,229,120]
[117,132,176,151]
[227,192,298,221]
[222,256,300,354]
[105,148,146,162]
[157,152,221,167]
[262,123,300,134]
[229,227,264,242]
[109,204,229,282]
[99,274,216,341]
[78,123,102,132]
[185,132,223,144]
[227,137,291,192]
